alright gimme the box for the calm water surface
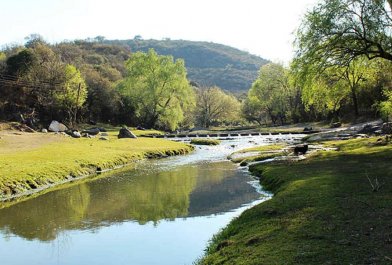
[0,134,303,265]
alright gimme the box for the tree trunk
[351,86,359,117]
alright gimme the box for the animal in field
[294,144,308,155]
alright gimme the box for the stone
[72,131,81,138]
[358,124,381,134]
[100,132,109,136]
[118,127,137,139]
[381,122,392,134]
[330,122,341,128]
[48,120,68,132]
[355,134,368,138]
[99,136,108,140]
[303,127,313,132]
[82,127,100,135]
[41,128,48,133]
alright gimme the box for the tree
[247,63,291,125]
[195,86,241,128]
[293,56,378,118]
[55,64,87,125]
[117,49,194,130]
[295,0,392,71]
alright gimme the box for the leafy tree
[195,86,241,128]
[379,92,392,121]
[293,56,378,118]
[295,0,392,71]
[55,64,87,125]
[247,63,291,125]
[83,66,121,122]
[117,49,194,130]
[242,97,268,126]
[6,49,37,76]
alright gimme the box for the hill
[105,39,269,93]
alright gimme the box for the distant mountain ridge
[105,39,269,92]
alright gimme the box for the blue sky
[1,0,318,63]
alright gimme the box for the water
[0,134,303,265]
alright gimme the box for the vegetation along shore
[198,137,392,264]
[0,124,193,203]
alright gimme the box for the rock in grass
[381,122,392,134]
[48,120,68,132]
[99,136,108,140]
[190,138,220,145]
[118,127,137,139]
[82,127,100,136]
[72,131,81,138]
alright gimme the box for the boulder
[381,122,392,134]
[41,128,48,133]
[303,127,313,132]
[99,136,108,140]
[65,130,81,138]
[82,127,100,135]
[48,120,68,132]
[72,131,81,138]
[118,127,137,139]
[330,122,341,128]
[358,124,372,133]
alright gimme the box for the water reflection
[0,161,258,242]
[0,135,302,265]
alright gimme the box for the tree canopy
[295,0,392,70]
[117,49,195,130]
[195,86,241,128]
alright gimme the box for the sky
[1,0,318,63]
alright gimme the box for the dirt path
[0,130,63,154]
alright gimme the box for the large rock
[358,124,381,134]
[72,131,81,138]
[381,122,392,134]
[330,122,341,128]
[48,120,68,132]
[65,130,81,138]
[118,127,137,139]
[82,127,101,135]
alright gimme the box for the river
[0,134,303,265]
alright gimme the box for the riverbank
[198,137,392,264]
[0,128,193,202]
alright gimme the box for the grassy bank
[190,138,221,145]
[0,130,193,200]
[198,138,392,264]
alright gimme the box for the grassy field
[198,138,392,264]
[0,127,192,200]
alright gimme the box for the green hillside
[106,39,269,92]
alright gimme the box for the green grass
[229,144,287,164]
[198,137,392,264]
[234,144,286,154]
[190,138,221,145]
[0,135,193,199]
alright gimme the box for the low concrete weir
[152,130,319,138]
